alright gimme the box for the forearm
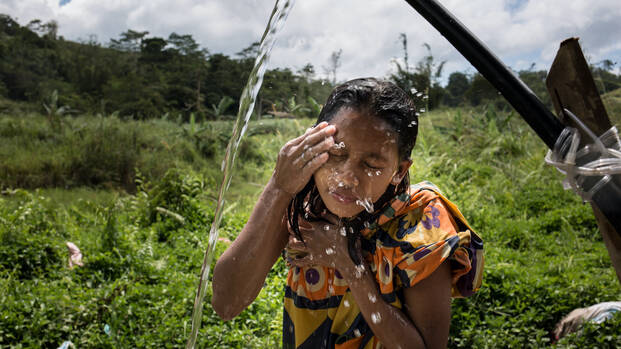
[212,178,291,320]
[337,259,428,349]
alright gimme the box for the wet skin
[314,108,412,218]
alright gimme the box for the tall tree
[323,49,342,84]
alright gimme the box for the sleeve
[393,198,484,297]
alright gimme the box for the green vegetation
[1,106,620,347]
[2,11,621,349]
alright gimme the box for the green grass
[602,87,621,127]
[1,108,620,348]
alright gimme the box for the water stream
[185,1,295,347]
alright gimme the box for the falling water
[185,1,295,348]
[355,198,374,213]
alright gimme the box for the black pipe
[404,0,564,149]
[403,0,621,232]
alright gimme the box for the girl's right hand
[272,121,336,196]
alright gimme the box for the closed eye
[365,162,382,170]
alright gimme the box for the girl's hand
[287,213,351,269]
[272,122,336,196]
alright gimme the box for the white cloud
[1,0,620,83]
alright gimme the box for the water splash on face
[333,141,346,149]
[355,198,374,213]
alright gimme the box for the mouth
[330,190,357,204]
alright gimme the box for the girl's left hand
[287,213,350,269]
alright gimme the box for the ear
[391,159,413,185]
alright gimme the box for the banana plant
[210,96,235,119]
[43,90,70,130]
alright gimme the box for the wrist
[266,177,296,201]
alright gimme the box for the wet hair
[287,78,418,264]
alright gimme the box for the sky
[2,0,620,84]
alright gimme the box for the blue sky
[1,0,620,84]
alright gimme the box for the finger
[289,122,329,146]
[288,235,302,244]
[301,124,336,149]
[306,136,335,161]
[301,152,329,174]
[292,136,334,168]
[291,124,336,158]
[320,212,340,225]
[289,256,315,268]
[287,240,308,251]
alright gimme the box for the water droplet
[354,329,362,337]
[422,95,429,100]
[367,171,372,177]
[337,182,345,188]
[325,247,335,255]
[375,170,381,176]
[339,227,347,236]
[363,221,370,228]
[420,108,426,113]
[410,88,418,94]
[333,141,345,149]
[323,225,330,231]
[408,120,417,127]
[371,312,381,324]
[368,292,377,303]
[355,198,374,213]
[354,264,365,278]
[344,300,350,307]
[304,212,309,219]
[416,92,423,97]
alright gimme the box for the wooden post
[546,38,621,284]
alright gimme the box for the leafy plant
[210,96,235,119]
[43,90,71,130]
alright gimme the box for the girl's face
[313,108,412,218]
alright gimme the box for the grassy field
[1,105,621,348]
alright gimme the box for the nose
[335,161,359,188]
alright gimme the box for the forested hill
[1,13,620,120]
[0,14,333,120]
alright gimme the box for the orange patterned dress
[283,182,484,349]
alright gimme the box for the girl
[212,78,483,348]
